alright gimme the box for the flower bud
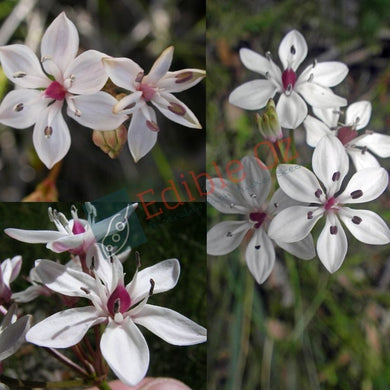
[256,99,283,142]
[92,125,128,159]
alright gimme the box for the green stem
[0,375,95,389]
[97,380,113,390]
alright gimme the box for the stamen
[80,287,90,294]
[44,126,53,138]
[107,285,131,315]
[312,59,317,68]
[41,55,52,62]
[135,251,141,268]
[352,216,362,224]
[74,108,81,117]
[274,202,279,208]
[149,279,155,296]
[13,71,27,78]
[135,71,144,83]
[307,73,314,82]
[13,103,24,112]
[265,51,272,61]
[361,146,367,155]
[226,231,233,237]
[250,193,256,198]
[146,120,159,132]
[175,71,193,83]
[315,189,323,198]
[90,256,95,270]
[290,45,296,55]
[307,211,313,219]
[113,298,121,314]
[255,245,261,250]
[332,171,341,182]
[124,102,136,110]
[168,102,186,116]
[330,226,338,235]
[265,71,271,80]
[350,190,363,199]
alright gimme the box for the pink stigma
[45,81,67,100]
[337,126,357,145]
[137,83,156,102]
[107,285,131,316]
[249,212,267,229]
[72,220,86,234]
[282,68,297,91]
[324,197,336,211]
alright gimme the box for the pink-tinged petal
[41,12,79,75]
[133,304,206,345]
[268,206,322,243]
[127,259,180,306]
[337,167,388,204]
[12,285,50,303]
[33,103,70,169]
[103,57,143,91]
[345,101,371,129]
[278,30,307,71]
[239,48,278,77]
[0,314,31,361]
[317,214,347,273]
[303,115,332,147]
[312,106,340,128]
[206,178,250,215]
[353,132,390,158]
[128,108,158,162]
[277,91,307,129]
[299,62,348,87]
[65,50,109,94]
[4,228,65,243]
[0,44,50,88]
[34,259,98,297]
[338,207,390,245]
[144,46,174,85]
[275,234,316,260]
[157,69,205,93]
[229,80,277,110]
[245,228,275,284]
[114,91,143,115]
[152,92,201,129]
[276,164,322,203]
[9,256,22,283]
[207,221,250,256]
[26,307,102,348]
[312,135,349,195]
[67,92,127,130]
[47,234,87,253]
[100,318,149,387]
[295,82,347,108]
[347,147,380,170]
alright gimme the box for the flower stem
[0,375,94,389]
[97,380,112,390]
[44,347,88,377]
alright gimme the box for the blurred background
[0,0,205,201]
[0,201,206,389]
[207,0,390,389]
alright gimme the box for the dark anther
[149,279,155,296]
[80,287,90,294]
[274,203,279,208]
[332,171,341,182]
[330,226,338,235]
[255,245,261,250]
[135,251,141,268]
[307,211,313,220]
[290,45,296,55]
[90,256,95,270]
[315,189,323,198]
[350,190,363,199]
[352,216,362,224]
[226,231,233,237]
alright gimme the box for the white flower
[0,12,126,168]
[0,304,31,361]
[207,156,315,284]
[26,245,207,386]
[268,135,390,273]
[229,30,348,129]
[103,47,205,162]
[5,203,138,257]
[304,100,390,170]
[0,256,21,304]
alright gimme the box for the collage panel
[207,0,390,389]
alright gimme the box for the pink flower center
[137,83,156,102]
[324,196,336,211]
[249,212,267,229]
[107,285,131,316]
[282,68,297,92]
[337,126,357,145]
[72,220,86,234]
[45,81,67,100]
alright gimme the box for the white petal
[133,304,206,345]
[296,82,347,108]
[229,80,277,110]
[100,318,149,387]
[144,46,174,85]
[337,167,388,204]
[127,259,180,306]
[268,206,322,243]
[312,135,349,195]
[33,104,70,169]
[41,12,79,74]
[345,101,371,129]
[0,89,46,128]
[312,106,340,128]
[67,92,127,130]
[0,314,31,361]
[103,57,143,91]
[65,50,109,94]
[353,132,390,158]
[207,220,249,256]
[26,307,101,348]
[4,228,65,243]
[128,107,158,162]
[347,147,380,170]
[299,62,348,87]
[317,215,347,273]
[239,48,273,76]
[275,234,316,260]
[267,187,301,214]
[303,115,332,147]
[114,92,143,115]
[12,285,48,303]
[0,44,50,88]
[276,164,322,203]
[153,92,201,129]
[278,30,307,71]
[245,228,275,284]
[339,207,390,245]
[276,91,307,129]
[9,256,22,282]
[157,69,205,93]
